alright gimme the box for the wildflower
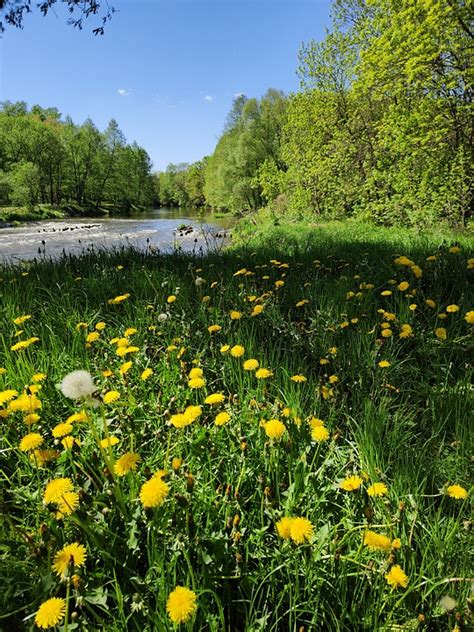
[214,411,231,426]
[157,312,169,323]
[208,324,221,333]
[364,531,392,551]
[141,368,153,380]
[52,423,73,438]
[140,474,169,508]
[184,405,202,422]
[435,327,447,341]
[311,425,329,442]
[24,413,41,425]
[448,246,461,254]
[381,329,392,338]
[61,436,77,450]
[394,256,413,266]
[95,321,106,331]
[205,393,225,405]
[172,457,182,471]
[276,517,293,539]
[103,390,120,404]
[275,280,284,288]
[75,322,88,330]
[124,327,137,336]
[32,373,47,382]
[19,432,43,452]
[255,368,273,379]
[378,360,391,368]
[243,359,259,371]
[117,346,139,358]
[340,475,363,491]
[195,276,205,286]
[381,291,392,297]
[43,478,74,505]
[411,265,422,278]
[399,324,413,339]
[86,331,100,343]
[188,367,203,379]
[59,370,95,400]
[0,389,18,405]
[119,361,133,375]
[290,517,314,544]
[329,375,339,384]
[188,377,206,389]
[55,490,79,518]
[220,344,230,353]
[397,282,409,291]
[170,413,192,429]
[446,484,468,500]
[251,304,264,316]
[167,295,177,303]
[108,293,130,304]
[66,411,88,423]
[446,304,459,314]
[385,565,409,589]
[290,374,307,383]
[264,419,286,440]
[425,299,436,308]
[52,542,87,578]
[464,311,474,324]
[367,482,388,497]
[230,345,245,358]
[166,586,197,625]
[114,452,141,476]
[11,337,40,351]
[230,310,242,320]
[9,393,42,412]
[409,304,417,311]
[35,598,66,629]
[13,314,32,325]
[99,436,119,448]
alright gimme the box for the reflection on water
[0,208,232,263]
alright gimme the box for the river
[0,207,232,264]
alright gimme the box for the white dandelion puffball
[157,313,169,323]
[195,277,205,287]
[59,370,96,400]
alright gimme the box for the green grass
[0,222,472,631]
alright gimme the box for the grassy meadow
[0,221,472,631]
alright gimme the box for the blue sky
[0,0,331,170]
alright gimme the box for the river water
[0,207,232,263]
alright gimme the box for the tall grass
[0,222,472,631]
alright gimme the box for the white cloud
[204,95,214,102]
[117,88,131,97]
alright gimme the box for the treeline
[0,102,154,212]
[156,0,472,227]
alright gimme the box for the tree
[0,0,114,34]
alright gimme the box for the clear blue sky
[0,0,331,170]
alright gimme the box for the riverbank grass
[1,221,472,631]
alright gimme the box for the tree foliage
[0,102,154,212]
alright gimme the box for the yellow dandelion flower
[251,304,264,316]
[243,358,259,371]
[220,344,230,353]
[35,597,66,629]
[230,345,245,358]
[385,565,409,589]
[378,360,391,368]
[391,538,401,549]
[446,304,459,313]
[52,422,73,438]
[446,484,468,500]
[255,368,273,379]
[188,367,203,379]
[99,436,119,449]
[381,329,392,338]
[167,295,177,303]
[124,327,138,337]
[184,405,202,421]
[363,530,392,551]
[19,432,43,452]
[107,293,130,305]
[290,374,307,383]
[13,314,32,325]
[411,265,422,278]
[397,281,409,291]
[103,390,120,404]
[0,389,19,405]
[86,331,100,343]
[31,373,46,382]
[114,452,141,476]
[208,324,221,333]
[205,393,225,405]
[465,311,474,324]
[276,517,293,539]
[264,419,286,440]
[425,299,436,308]
[141,368,153,380]
[230,310,243,320]
[52,542,87,578]
[166,586,197,625]
[55,491,80,518]
[66,411,88,423]
[367,482,388,497]
[340,475,363,491]
[140,475,169,508]
[95,321,106,331]
[43,478,74,505]
[172,457,182,471]
[435,327,447,340]
[311,425,329,442]
[23,413,40,425]
[214,411,231,426]
[448,246,461,254]
[188,377,206,389]
[381,290,392,297]
[290,517,314,544]
[119,361,133,375]
[61,436,77,450]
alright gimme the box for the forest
[156,0,473,228]
[0,101,154,217]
